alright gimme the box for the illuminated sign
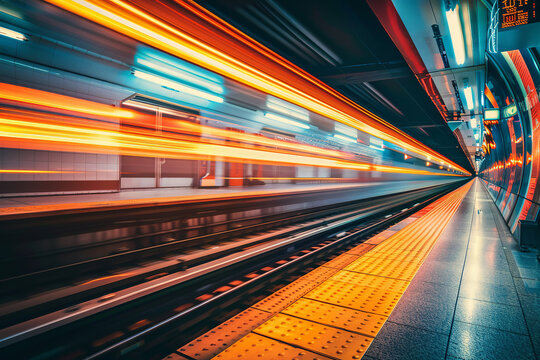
[503,103,518,118]
[484,108,500,120]
[499,0,538,29]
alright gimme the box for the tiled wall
[0,148,119,195]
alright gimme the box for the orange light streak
[225,177,358,181]
[0,113,460,177]
[0,83,350,160]
[0,83,133,119]
[80,273,134,286]
[484,84,498,108]
[0,169,82,174]
[0,84,455,177]
[149,117,350,159]
[44,0,470,175]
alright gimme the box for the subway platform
[169,179,540,360]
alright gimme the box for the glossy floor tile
[177,179,539,360]
[368,179,538,360]
[447,321,535,360]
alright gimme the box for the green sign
[503,104,517,118]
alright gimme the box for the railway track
[0,180,466,359]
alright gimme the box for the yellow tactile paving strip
[305,280,403,316]
[281,298,387,337]
[320,253,359,269]
[344,243,376,256]
[176,181,472,360]
[213,333,333,360]
[253,313,374,359]
[329,272,410,293]
[363,230,396,245]
[179,308,274,359]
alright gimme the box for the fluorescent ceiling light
[0,25,26,41]
[484,108,500,120]
[445,6,465,66]
[470,117,477,128]
[334,133,356,143]
[264,112,310,129]
[133,70,223,103]
[137,58,223,94]
[463,86,474,110]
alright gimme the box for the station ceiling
[198,0,476,174]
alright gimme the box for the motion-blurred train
[0,0,468,199]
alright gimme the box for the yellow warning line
[177,181,473,360]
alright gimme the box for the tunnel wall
[479,49,540,236]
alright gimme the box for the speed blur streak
[0,83,460,177]
[0,83,134,119]
[0,170,82,174]
[0,83,349,160]
[0,110,453,177]
[44,0,470,176]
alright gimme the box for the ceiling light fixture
[445,4,465,66]
[484,108,500,120]
[463,79,474,110]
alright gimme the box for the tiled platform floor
[364,178,539,360]
[172,178,539,360]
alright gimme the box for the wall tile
[61,152,74,163]
[74,152,86,163]
[85,163,97,172]
[35,150,49,162]
[97,154,108,164]
[49,162,62,171]
[49,152,62,162]
[85,171,97,180]
[85,153,97,163]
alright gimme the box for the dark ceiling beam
[318,61,411,85]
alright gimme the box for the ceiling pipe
[366,0,448,119]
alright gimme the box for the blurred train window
[120,96,199,188]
